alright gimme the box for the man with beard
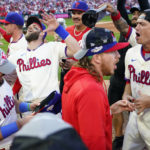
[62,27,134,150]
[59,1,91,93]
[8,13,80,106]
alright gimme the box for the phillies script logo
[17,57,51,72]
[128,65,150,85]
[0,96,15,118]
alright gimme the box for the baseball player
[0,12,27,88]
[8,13,80,104]
[0,48,38,149]
[107,1,149,149]
[105,4,150,150]
[59,1,91,93]
[0,12,27,57]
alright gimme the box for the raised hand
[41,12,59,33]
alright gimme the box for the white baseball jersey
[8,42,67,102]
[123,44,150,150]
[4,34,27,85]
[0,79,17,148]
[7,34,27,57]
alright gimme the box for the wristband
[111,10,121,21]
[55,25,69,40]
[1,122,19,138]
[19,102,31,112]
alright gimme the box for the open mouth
[136,32,140,37]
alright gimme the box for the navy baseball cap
[0,12,24,26]
[74,27,129,60]
[0,48,15,74]
[26,16,47,39]
[69,1,88,12]
[130,7,140,14]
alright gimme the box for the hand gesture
[134,91,150,115]
[30,102,40,111]
[41,13,59,33]
[122,94,135,102]
[110,100,135,114]
[104,3,117,14]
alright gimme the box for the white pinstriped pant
[123,110,150,150]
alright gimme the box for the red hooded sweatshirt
[62,66,112,150]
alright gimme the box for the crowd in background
[0,0,140,17]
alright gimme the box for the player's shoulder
[126,44,141,55]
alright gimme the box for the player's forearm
[0,122,19,140]
[111,11,129,36]
[15,100,31,113]
[55,25,80,57]
[65,35,80,57]
[106,3,129,36]
[122,83,133,100]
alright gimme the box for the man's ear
[39,31,44,39]
[92,54,102,64]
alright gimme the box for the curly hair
[74,56,102,82]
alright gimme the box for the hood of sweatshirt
[63,66,102,93]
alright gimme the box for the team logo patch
[75,2,80,8]
[91,46,103,53]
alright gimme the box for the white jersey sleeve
[48,41,67,59]
[127,27,137,47]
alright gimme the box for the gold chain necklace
[74,27,87,37]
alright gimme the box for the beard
[25,31,41,42]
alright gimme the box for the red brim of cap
[68,9,86,12]
[0,19,10,24]
[105,42,130,53]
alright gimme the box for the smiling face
[71,10,85,28]
[135,13,150,47]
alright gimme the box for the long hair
[74,56,102,82]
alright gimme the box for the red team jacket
[62,67,112,150]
